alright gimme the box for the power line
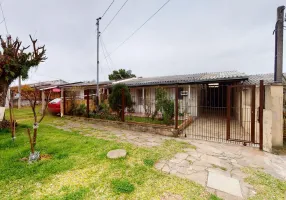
[106,0,171,58]
[100,37,113,73]
[101,36,114,66]
[102,0,130,33]
[101,0,115,18]
[0,2,9,34]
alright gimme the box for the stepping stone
[207,172,243,198]
[107,149,127,159]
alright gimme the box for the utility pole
[96,17,101,110]
[18,76,21,109]
[274,5,285,83]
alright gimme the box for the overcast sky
[2,0,285,85]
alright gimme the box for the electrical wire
[99,37,113,73]
[0,2,9,34]
[102,0,130,33]
[101,0,115,18]
[106,0,171,58]
[100,36,114,66]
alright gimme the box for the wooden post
[251,85,256,143]
[63,91,66,115]
[86,89,90,118]
[259,80,264,150]
[226,86,231,140]
[41,90,45,114]
[121,89,125,122]
[175,85,179,129]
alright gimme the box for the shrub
[108,84,133,117]
[111,179,135,194]
[152,87,175,125]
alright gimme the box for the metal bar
[86,89,90,118]
[251,85,256,143]
[259,80,264,150]
[121,88,125,122]
[175,85,179,129]
[226,86,231,140]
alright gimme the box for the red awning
[52,88,61,92]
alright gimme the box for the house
[59,80,113,115]
[111,71,284,149]
[8,79,68,108]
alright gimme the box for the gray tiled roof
[114,71,248,87]
[60,80,113,88]
[245,73,286,85]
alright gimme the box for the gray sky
[2,0,285,85]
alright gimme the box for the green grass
[111,179,135,194]
[0,107,219,200]
[211,164,227,171]
[242,167,286,200]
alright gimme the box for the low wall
[65,116,177,137]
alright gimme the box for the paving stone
[176,166,193,175]
[207,168,231,177]
[178,160,190,167]
[191,165,207,172]
[186,156,197,163]
[155,162,165,170]
[169,158,184,164]
[162,165,171,173]
[216,190,243,200]
[107,149,127,159]
[185,171,208,186]
[207,172,243,198]
[174,153,189,160]
[201,154,222,166]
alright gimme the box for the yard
[0,107,216,200]
[1,107,286,200]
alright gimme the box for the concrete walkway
[51,118,286,200]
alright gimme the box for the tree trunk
[0,78,9,107]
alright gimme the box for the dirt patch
[19,157,28,162]
[40,154,52,160]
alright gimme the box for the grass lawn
[1,107,217,200]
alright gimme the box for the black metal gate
[182,81,264,149]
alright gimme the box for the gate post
[63,91,66,115]
[121,89,125,122]
[251,85,256,143]
[175,85,179,129]
[86,89,90,118]
[259,80,264,150]
[226,86,231,140]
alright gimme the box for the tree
[21,85,51,162]
[0,35,47,108]
[108,84,133,117]
[108,69,136,81]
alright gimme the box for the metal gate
[182,81,264,149]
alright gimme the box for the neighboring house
[59,81,113,114]
[9,79,68,108]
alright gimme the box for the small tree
[108,84,132,117]
[108,69,136,81]
[152,87,174,125]
[21,85,51,162]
